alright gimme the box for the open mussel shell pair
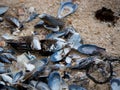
[57,0,78,19]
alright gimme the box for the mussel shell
[0,47,4,53]
[26,12,39,22]
[78,44,106,55]
[0,67,10,74]
[50,47,71,62]
[44,24,60,32]
[29,60,46,78]
[71,56,95,70]
[110,78,120,90]
[30,80,50,90]
[45,31,66,39]
[12,71,23,83]
[67,32,82,49]
[6,49,15,55]
[1,53,17,62]
[32,66,45,79]
[69,85,86,90]
[40,58,49,65]
[6,16,23,29]
[34,20,44,28]
[39,13,64,27]
[67,32,81,43]
[0,55,12,64]
[1,74,13,84]
[48,71,62,90]
[58,1,78,19]
[0,5,9,15]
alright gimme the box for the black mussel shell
[78,44,106,55]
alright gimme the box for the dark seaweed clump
[95,7,119,25]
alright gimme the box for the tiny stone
[28,7,35,14]
[0,17,4,22]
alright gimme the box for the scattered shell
[48,71,62,90]
[78,44,106,55]
[58,1,78,19]
[110,78,120,90]
[0,5,9,15]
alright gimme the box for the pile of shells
[0,0,119,90]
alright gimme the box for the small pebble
[0,17,4,22]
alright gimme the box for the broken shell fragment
[0,65,11,74]
[67,32,82,49]
[0,5,9,15]
[50,47,71,62]
[24,63,35,72]
[26,12,39,22]
[31,36,41,50]
[71,56,96,70]
[45,31,66,39]
[40,39,67,56]
[12,71,24,83]
[58,1,78,19]
[6,16,23,29]
[34,20,44,28]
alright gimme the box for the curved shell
[48,71,62,90]
[30,80,50,90]
[6,16,23,29]
[78,44,106,55]
[39,13,64,27]
[110,78,120,90]
[0,5,9,15]
[44,24,60,32]
[58,1,78,19]
[12,71,23,83]
[50,47,71,62]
